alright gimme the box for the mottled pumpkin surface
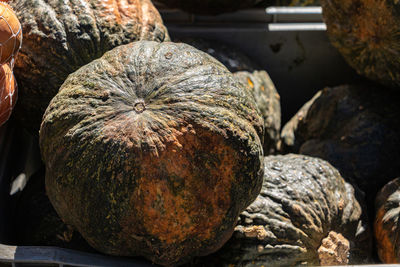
[374,178,400,263]
[40,41,264,265]
[176,38,281,154]
[10,0,170,133]
[155,0,264,15]
[321,0,400,88]
[234,71,280,154]
[189,154,371,266]
[15,167,94,252]
[280,84,400,209]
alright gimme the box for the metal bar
[0,244,152,267]
[268,22,326,31]
[266,6,323,15]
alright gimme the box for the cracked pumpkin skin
[39,41,264,266]
[10,0,170,133]
[321,0,400,88]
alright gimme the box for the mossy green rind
[39,41,264,266]
[175,38,281,154]
[155,0,263,15]
[321,0,400,88]
[234,71,281,154]
[10,0,170,134]
[191,154,371,266]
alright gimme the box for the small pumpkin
[192,154,371,266]
[10,0,170,133]
[0,63,17,126]
[40,41,264,266]
[374,177,400,263]
[15,167,94,252]
[155,0,264,15]
[280,83,400,212]
[321,0,400,88]
[0,2,22,64]
[176,38,281,154]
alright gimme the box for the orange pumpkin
[0,2,21,64]
[0,63,17,126]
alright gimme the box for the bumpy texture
[15,167,94,252]
[280,84,400,208]
[195,154,370,266]
[321,0,400,88]
[374,178,400,263]
[155,0,264,15]
[40,41,264,266]
[234,71,281,154]
[177,38,281,154]
[10,0,170,133]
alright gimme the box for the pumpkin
[234,71,280,154]
[154,0,264,15]
[0,63,17,126]
[280,83,400,214]
[374,177,400,263]
[176,38,281,154]
[15,167,94,252]
[10,0,170,133]
[0,2,22,64]
[321,0,400,88]
[39,41,264,266]
[191,154,371,266]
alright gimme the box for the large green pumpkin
[321,0,400,88]
[39,41,264,265]
[10,0,170,133]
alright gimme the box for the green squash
[40,41,264,266]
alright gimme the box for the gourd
[195,154,371,266]
[0,64,16,126]
[15,167,93,252]
[9,0,170,133]
[321,0,400,88]
[39,41,264,266]
[155,0,264,15]
[177,38,281,154]
[0,2,21,126]
[374,177,400,263]
[0,2,22,64]
[280,83,400,210]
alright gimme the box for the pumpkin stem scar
[134,101,146,113]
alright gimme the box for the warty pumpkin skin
[374,178,400,263]
[190,154,371,266]
[10,0,170,133]
[321,0,400,88]
[39,41,264,266]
